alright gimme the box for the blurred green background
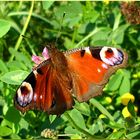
[0,1,140,139]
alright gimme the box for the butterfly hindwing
[14,59,53,113]
[49,70,74,115]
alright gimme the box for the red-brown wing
[14,59,74,115]
[65,47,128,102]
[14,60,53,113]
[48,70,74,115]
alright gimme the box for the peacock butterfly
[14,45,128,115]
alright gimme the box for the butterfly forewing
[65,46,128,102]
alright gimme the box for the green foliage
[0,19,11,38]
[0,70,29,85]
[0,1,140,139]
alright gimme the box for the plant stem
[75,27,101,48]
[8,11,53,26]
[90,98,114,122]
[10,0,35,61]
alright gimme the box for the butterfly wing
[49,70,74,115]
[14,58,74,115]
[14,60,53,113]
[65,46,128,102]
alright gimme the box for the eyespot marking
[16,82,33,107]
[100,47,124,66]
[105,48,114,58]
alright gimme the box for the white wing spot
[85,47,91,54]
[97,68,101,73]
[34,93,37,101]
[102,63,108,69]
[40,95,42,99]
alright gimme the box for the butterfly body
[14,46,128,115]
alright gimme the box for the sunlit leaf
[107,130,125,139]
[0,19,11,38]
[107,71,123,91]
[74,102,90,116]
[108,24,129,44]
[0,126,12,136]
[42,1,54,10]
[126,131,140,139]
[65,126,80,135]
[119,73,130,95]
[0,59,8,73]
[69,109,86,130]
[0,70,29,85]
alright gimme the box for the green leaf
[7,60,28,71]
[70,134,82,139]
[74,102,90,116]
[42,1,54,10]
[19,118,29,130]
[0,19,11,38]
[0,94,5,106]
[0,70,29,85]
[10,133,21,139]
[91,28,111,43]
[64,37,76,50]
[54,2,82,27]
[127,101,136,117]
[50,117,64,129]
[97,119,104,132]
[119,71,130,95]
[78,22,95,34]
[107,130,125,139]
[0,59,8,73]
[5,107,21,124]
[49,115,57,124]
[106,71,123,91]
[69,109,86,130]
[113,13,121,31]
[126,131,140,139]
[65,126,80,135]
[89,119,104,135]
[108,24,129,44]
[9,47,32,68]
[90,98,114,121]
[1,119,13,129]
[0,126,12,136]
[89,123,99,135]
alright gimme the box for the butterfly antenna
[55,12,66,46]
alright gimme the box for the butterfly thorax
[49,47,69,73]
